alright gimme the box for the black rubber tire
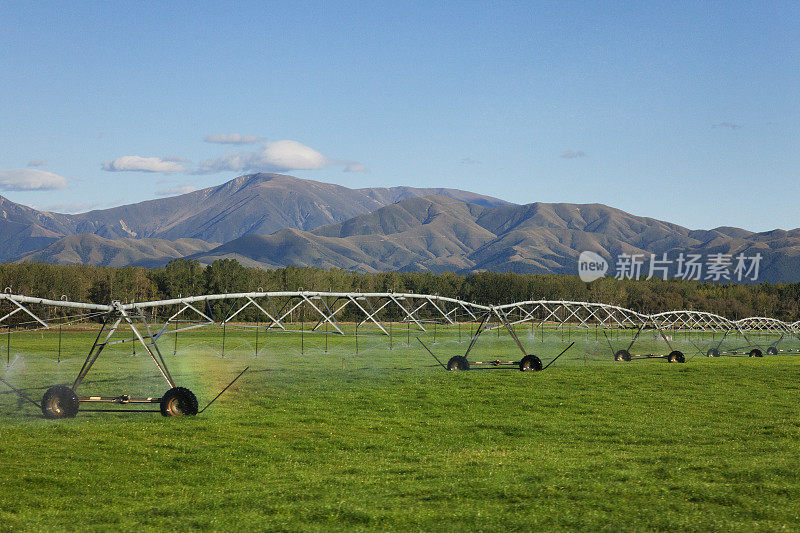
[160,387,199,417]
[614,349,631,362]
[519,354,543,372]
[668,350,685,363]
[766,347,778,356]
[41,385,79,419]
[706,348,720,357]
[446,356,470,371]
[749,349,763,358]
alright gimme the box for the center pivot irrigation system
[1,291,799,419]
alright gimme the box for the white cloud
[261,140,328,170]
[561,150,587,159]
[102,156,188,173]
[162,155,190,163]
[0,168,69,191]
[343,163,368,172]
[105,139,364,176]
[196,140,348,174]
[27,159,47,167]
[156,184,197,196]
[204,133,264,145]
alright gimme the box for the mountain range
[6,173,800,282]
[1,173,509,261]
[183,195,800,281]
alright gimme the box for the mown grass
[1,324,799,531]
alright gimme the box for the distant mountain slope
[0,196,76,259]
[196,196,494,272]
[189,195,800,282]
[16,234,218,268]
[0,173,510,260]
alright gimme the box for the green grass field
[1,323,800,531]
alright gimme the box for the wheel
[41,385,79,419]
[749,349,763,358]
[519,354,543,372]
[446,356,470,371]
[706,348,720,357]
[614,349,631,362]
[766,347,778,356]
[160,387,199,417]
[668,350,685,363]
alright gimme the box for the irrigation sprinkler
[650,311,800,359]
[0,298,246,419]
[606,324,686,363]
[701,328,799,358]
[421,307,574,372]
[2,290,799,419]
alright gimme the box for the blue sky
[1,1,798,231]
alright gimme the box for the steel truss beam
[0,291,798,338]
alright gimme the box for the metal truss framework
[490,300,648,330]
[1,291,799,339]
[5,291,798,418]
[2,290,798,406]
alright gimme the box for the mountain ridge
[0,173,510,260]
[184,195,800,282]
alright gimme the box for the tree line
[1,259,798,322]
